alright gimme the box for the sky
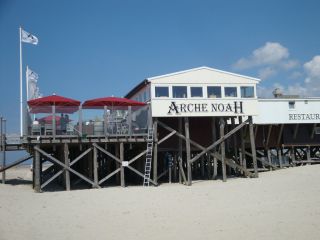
[1,0,320,134]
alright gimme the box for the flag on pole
[27,67,41,100]
[21,29,38,45]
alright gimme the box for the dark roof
[124,79,149,99]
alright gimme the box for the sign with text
[151,99,258,117]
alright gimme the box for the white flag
[27,68,41,100]
[21,29,38,45]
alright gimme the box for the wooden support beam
[41,148,92,189]
[254,125,259,139]
[157,120,253,178]
[278,148,283,168]
[93,145,99,188]
[178,118,183,184]
[0,155,32,173]
[34,145,41,192]
[211,118,216,179]
[245,151,278,169]
[126,165,157,186]
[99,168,121,185]
[265,125,272,148]
[231,117,239,164]
[311,123,317,139]
[64,143,70,191]
[185,117,192,186]
[290,146,296,166]
[34,146,98,187]
[153,119,158,185]
[267,150,272,171]
[293,124,299,139]
[120,142,125,187]
[188,119,248,164]
[93,143,121,164]
[249,116,258,178]
[307,146,311,165]
[239,117,246,173]
[277,124,284,146]
[220,118,226,182]
[178,156,187,184]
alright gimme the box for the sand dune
[0,165,320,240]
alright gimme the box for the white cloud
[280,60,299,70]
[289,71,303,80]
[233,42,289,70]
[304,55,320,84]
[258,67,277,80]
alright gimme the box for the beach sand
[0,165,320,240]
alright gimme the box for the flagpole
[19,26,23,137]
[26,65,29,101]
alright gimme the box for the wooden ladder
[143,128,154,186]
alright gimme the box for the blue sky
[1,0,320,133]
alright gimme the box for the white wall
[253,99,320,124]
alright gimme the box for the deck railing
[26,105,150,138]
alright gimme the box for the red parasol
[82,96,146,109]
[28,94,81,113]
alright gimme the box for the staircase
[143,128,154,186]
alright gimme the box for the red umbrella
[28,94,81,113]
[82,96,146,109]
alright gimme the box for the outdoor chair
[44,124,53,135]
[66,123,74,135]
[31,124,41,135]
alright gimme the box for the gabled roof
[125,66,260,98]
[147,66,260,82]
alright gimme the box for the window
[289,101,295,109]
[315,127,320,135]
[240,86,254,98]
[173,86,187,98]
[207,86,221,98]
[224,87,237,97]
[155,87,169,97]
[191,87,203,97]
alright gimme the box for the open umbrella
[82,96,145,109]
[28,94,81,113]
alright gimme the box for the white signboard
[122,161,129,167]
[151,99,258,117]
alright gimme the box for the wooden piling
[120,142,125,187]
[249,116,258,178]
[153,118,158,185]
[64,143,71,191]
[34,145,41,192]
[185,117,192,186]
[220,118,226,182]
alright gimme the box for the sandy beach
[0,165,320,240]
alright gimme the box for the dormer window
[173,86,187,98]
[225,87,237,97]
[155,86,169,97]
[191,87,203,97]
[207,86,221,98]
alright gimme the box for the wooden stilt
[239,117,246,173]
[153,118,158,185]
[278,148,283,168]
[206,155,211,180]
[185,117,192,186]
[200,156,205,178]
[120,142,125,187]
[267,149,272,170]
[307,145,311,165]
[178,118,183,184]
[93,145,98,188]
[220,118,226,182]
[249,116,258,178]
[64,143,70,191]
[211,118,217,180]
[34,145,41,192]
[290,146,296,166]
